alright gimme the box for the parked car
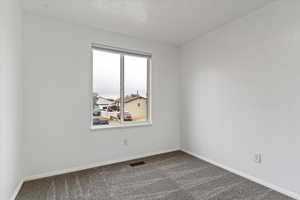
[93,118,108,125]
[93,108,101,116]
[117,112,133,121]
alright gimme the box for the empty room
[1,0,300,199]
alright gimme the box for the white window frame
[90,43,152,130]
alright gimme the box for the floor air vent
[129,161,146,167]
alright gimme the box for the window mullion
[120,54,125,123]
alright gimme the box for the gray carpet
[16,151,294,200]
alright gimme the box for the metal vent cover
[129,161,146,167]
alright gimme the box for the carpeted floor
[16,151,294,200]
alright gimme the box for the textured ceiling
[22,0,275,46]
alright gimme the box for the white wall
[0,0,23,199]
[23,14,180,178]
[181,0,300,197]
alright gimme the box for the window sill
[91,121,152,131]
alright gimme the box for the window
[91,44,151,129]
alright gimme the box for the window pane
[124,55,148,122]
[92,49,120,126]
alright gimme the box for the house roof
[124,96,146,103]
[97,96,114,102]
[115,96,146,104]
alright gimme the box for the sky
[93,49,147,99]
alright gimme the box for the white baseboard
[10,179,24,200]
[24,148,180,181]
[182,149,300,200]
[16,148,299,200]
